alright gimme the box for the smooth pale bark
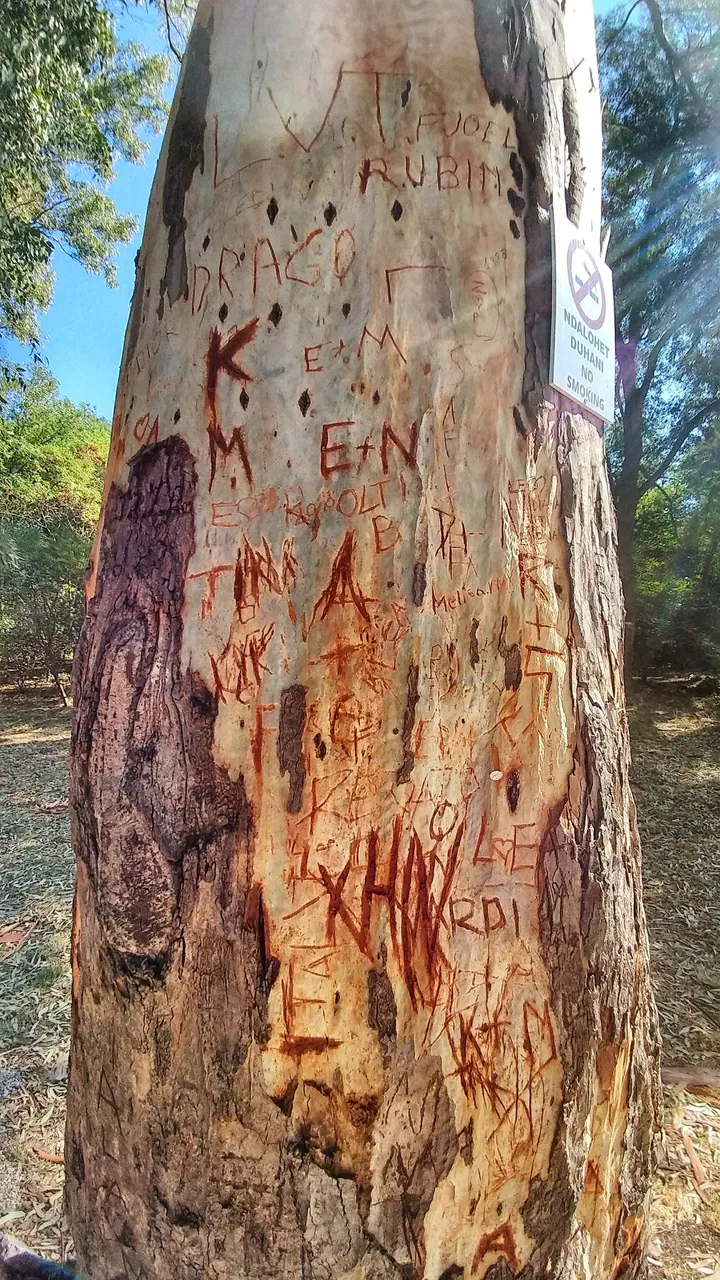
[66,1,660,1277]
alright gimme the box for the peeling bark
[67,1,659,1276]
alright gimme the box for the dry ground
[0,682,718,1276]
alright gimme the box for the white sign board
[550,207,615,423]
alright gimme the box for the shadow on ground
[0,682,718,1275]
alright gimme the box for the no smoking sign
[550,207,615,422]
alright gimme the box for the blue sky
[16,1,617,422]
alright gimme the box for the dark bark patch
[266,197,279,225]
[367,965,397,1053]
[509,219,521,239]
[504,646,522,690]
[298,389,311,417]
[498,616,522,691]
[459,1119,473,1166]
[172,1206,201,1229]
[159,16,212,309]
[470,618,480,667]
[68,1140,85,1186]
[118,1223,136,1250]
[342,302,351,318]
[268,302,282,327]
[401,80,412,107]
[70,437,251,980]
[369,1052,458,1271]
[396,661,420,783]
[264,956,280,994]
[482,1264,515,1280]
[271,1077,298,1116]
[506,769,520,812]
[513,406,527,437]
[313,732,327,760]
[107,949,170,987]
[391,200,403,221]
[125,257,146,369]
[244,883,280,1001]
[509,152,524,190]
[324,202,337,226]
[518,1138,574,1277]
[218,301,228,322]
[278,685,307,813]
[346,1094,379,1129]
[507,188,526,217]
[239,388,249,410]
[412,561,426,607]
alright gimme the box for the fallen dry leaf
[0,919,38,964]
[682,1129,713,1204]
[36,799,69,814]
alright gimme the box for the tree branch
[162,0,183,63]
[598,0,645,59]
[639,331,669,401]
[639,396,720,495]
[642,0,704,110]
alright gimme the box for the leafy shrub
[0,368,108,696]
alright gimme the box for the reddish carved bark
[66,2,660,1277]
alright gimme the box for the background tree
[0,520,94,703]
[155,0,197,62]
[0,367,109,699]
[0,0,169,357]
[599,0,720,668]
[66,0,659,1276]
[632,422,720,670]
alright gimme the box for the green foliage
[634,427,720,669]
[0,0,170,347]
[634,485,692,667]
[600,0,720,428]
[0,366,109,525]
[0,369,109,693]
[598,0,720,669]
[666,426,720,666]
[601,0,720,352]
[0,519,92,695]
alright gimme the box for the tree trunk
[615,482,640,677]
[66,1,660,1277]
[614,376,645,677]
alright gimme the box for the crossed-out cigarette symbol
[567,239,606,330]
